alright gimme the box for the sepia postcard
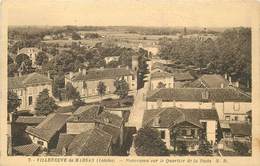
[0,0,260,165]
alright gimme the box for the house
[173,72,195,88]
[220,121,251,141]
[142,107,219,150]
[13,143,40,156]
[17,47,41,67]
[146,88,251,122]
[150,71,174,90]
[104,56,120,64]
[8,72,52,113]
[25,113,71,150]
[186,74,230,88]
[65,67,137,97]
[56,128,112,156]
[63,105,124,155]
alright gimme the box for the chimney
[224,73,228,80]
[228,76,232,84]
[69,72,73,80]
[47,71,51,79]
[235,81,239,88]
[220,83,224,88]
[82,68,87,75]
[126,65,129,70]
[153,116,160,126]
[18,71,22,77]
[79,68,82,73]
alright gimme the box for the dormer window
[202,90,209,100]
[153,116,160,127]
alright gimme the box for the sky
[5,0,256,27]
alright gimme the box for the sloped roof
[56,134,76,155]
[146,88,251,102]
[230,123,251,136]
[25,113,71,141]
[142,107,219,128]
[13,143,40,156]
[15,116,46,124]
[8,72,52,89]
[69,105,123,128]
[187,74,230,88]
[69,68,133,81]
[173,72,194,81]
[67,128,112,156]
[151,71,173,79]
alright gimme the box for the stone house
[142,107,219,151]
[8,72,53,113]
[65,67,137,98]
[150,71,174,90]
[146,88,251,122]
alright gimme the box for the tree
[114,79,129,99]
[134,127,169,156]
[35,51,49,66]
[197,140,213,156]
[65,82,80,100]
[72,99,86,109]
[157,82,166,89]
[15,53,31,66]
[233,141,250,156]
[97,81,106,101]
[52,73,65,99]
[35,89,58,116]
[8,63,18,77]
[72,32,81,40]
[8,91,21,113]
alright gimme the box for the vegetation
[52,72,65,99]
[8,91,21,113]
[233,141,250,156]
[197,140,213,156]
[114,79,129,99]
[158,28,251,88]
[35,51,49,66]
[134,127,169,156]
[35,89,58,116]
[157,82,166,89]
[65,82,80,100]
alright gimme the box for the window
[225,116,230,121]
[233,103,240,111]
[28,96,33,105]
[182,130,187,135]
[191,129,195,136]
[160,131,165,139]
[37,140,44,146]
[234,116,238,121]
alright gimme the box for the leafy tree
[8,91,21,113]
[72,99,86,109]
[65,82,80,100]
[134,127,169,156]
[233,141,250,156]
[15,53,32,67]
[72,32,81,40]
[8,55,14,64]
[157,82,166,89]
[52,73,65,99]
[35,51,49,66]
[176,141,188,155]
[114,79,129,99]
[35,89,58,116]
[197,140,213,156]
[97,81,106,101]
[8,63,18,77]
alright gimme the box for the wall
[156,128,171,149]
[29,135,48,149]
[66,122,95,135]
[147,101,251,121]
[200,120,217,143]
[150,77,174,90]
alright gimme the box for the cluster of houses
[143,60,252,153]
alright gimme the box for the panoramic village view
[7,25,251,156]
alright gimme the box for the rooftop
[230,123,251,136]
[8,72,52,89]
[68,68,134,81]
[146,88,251,102]
[186,74,230,88]
[25,113,71,142]
[13,143,40,156]
[67,128,112,156]
[15,116,46,124]
[151,71,173,79]
[143,107,219,128]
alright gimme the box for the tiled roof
[69,105,123,128]
[8,72,52,89]
[187,74,230,88]
[15,116,46,124]
[230,123,251,136]
[98,125,121,144]
[146,88,251,102]
[142,107,219,128]
[13,143,40,156]
[69,68,133,81]
[173,72,194,81]
[67,128,112,156]
[56,134,76,155]
[151,71,173,79]
[25,113,71,141]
